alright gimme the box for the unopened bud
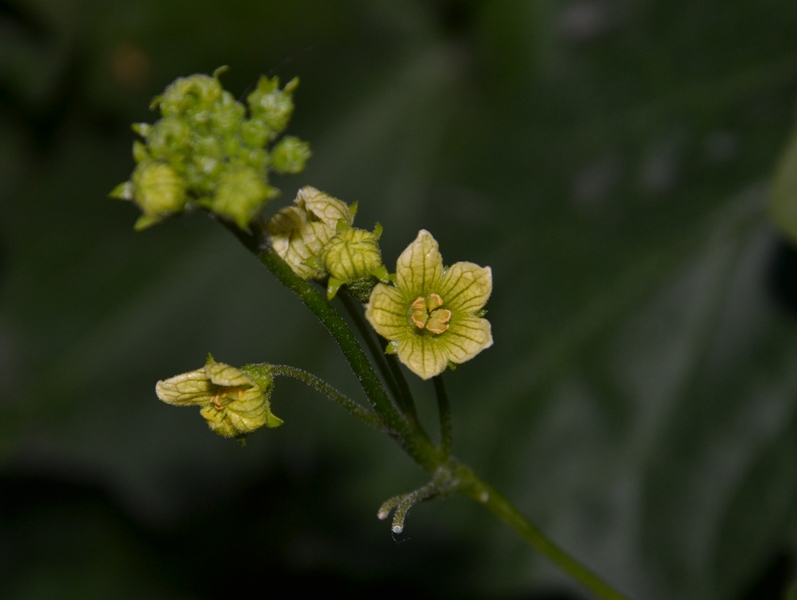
[270,136,312,174]
[212,166,277,229]
[129,160,187,230]
[322,227,383,282]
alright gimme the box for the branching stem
[338,291,419,424]
[270,364,384,430]
[433,375,452,460]
[222,218,630,600]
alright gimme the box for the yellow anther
[426,309,452,334]
[411,297,426,310]
[426,293,443,311]
[410,295,450,334]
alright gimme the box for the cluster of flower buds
[110,67,311,230]
[268,186,390,301]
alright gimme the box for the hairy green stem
[451,462,629,600]
[338,291,420,424]
[257,246,441,472]
[433,375,452,460]
[337,292,404,411]
[270,364,384,429]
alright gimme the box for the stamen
[426,293,443,310]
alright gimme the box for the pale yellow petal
[267,205,307,271]
[156,369,213,406]
[365,283,411,340]
[298,186,353,229]
[444,315,493,364]
[395,230,444,297]
[267,206,331,279]
[200,387,268,438]
[397,335,448,380]
[205,362,256,388]
[438,263,492,313]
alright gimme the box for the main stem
[338,291,420,425]
[257,245,441,472]
[452,463,629,600]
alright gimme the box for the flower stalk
[268,363,384,430]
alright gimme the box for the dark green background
[3,1,797,598]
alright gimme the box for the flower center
[410,293,452,335]
[210,386,245,410]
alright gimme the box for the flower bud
[270,136,312,174]
[322,227,383,282]
[212,166,277,229]
[146,116,193,163]
[155,74,224,123]
[130,160,187,230]
[246,76,298,134]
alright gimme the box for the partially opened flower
[267,186,354,279]
[365,230,493,380]
[156,357,282,439]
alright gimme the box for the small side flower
[365,230,493,380]
[322,223,389,301]
[267,186,354,279]
[156,356,282,440]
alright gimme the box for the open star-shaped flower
[365,230,493,380]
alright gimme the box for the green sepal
[109,181,133,200]
[265,412,284,428]
[327,277,344,300]
[132,122,151,137]
[302,255,325,275]
[371,265,390,284]
[133,214,163,231]
[385,341,398,355]
[133,141,149,163]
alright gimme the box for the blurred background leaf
[2,0,797,598]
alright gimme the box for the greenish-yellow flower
[155,358,282,439]
[365,230,493,380]
[267,186,354,279]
